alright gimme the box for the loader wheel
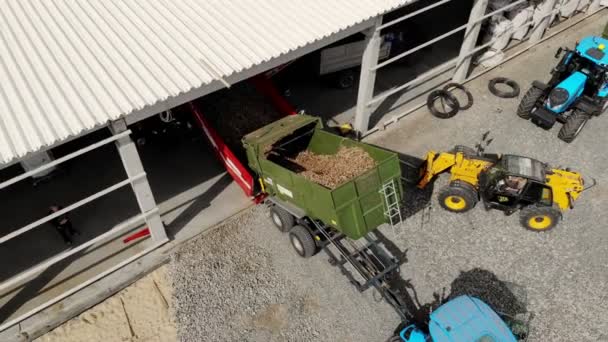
[517,86,544,119]
[289,225,317,258]
[520,206,560,231]
[438,181,478,213]
[558,110,589,143]
[270,206,295,233]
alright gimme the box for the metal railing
[357,0,606,134]
[0,128,169,331]
[364,4,605,135]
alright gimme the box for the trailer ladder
[380,179,404,237]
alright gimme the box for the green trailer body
[242,115,402,240]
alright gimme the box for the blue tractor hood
[545,71,587,113]
[576,36,608,67]
[428,296,517,342]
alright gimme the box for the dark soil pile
[290,146,376,189]
[202,83,283,151]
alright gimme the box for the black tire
[336,69,355,89]
[443,82,474,110]
[438,181,478,213]
[427,90,460,119]
[517,86,544,119]
[288,225,317,258]
[489,77,520,98]
[558,110,589,143]
[450,145,477,157]
[519,206,560,232]
[269,206,295,233]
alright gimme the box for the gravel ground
[169,207,398,342]
[169,14,608,342]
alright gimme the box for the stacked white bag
[533,0,558,28]
[505,3,534,40]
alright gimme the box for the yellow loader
[411,145,587,231]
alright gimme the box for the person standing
[49,205,79,246]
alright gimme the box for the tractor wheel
[558,110,589,143]
[438,181,478,213]
[517,86,544,119]
[270,206,295,233]
[520,206,560,232]
[288,225,317,258]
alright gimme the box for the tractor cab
[547,36,608,112]
[518,36,608,142]
[479,155,552,213]
[398,296,517,342]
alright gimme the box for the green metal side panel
[243,114,403,240]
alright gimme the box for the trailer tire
[520,206,560,232]
[427,90,460,119]
[270,206,295,233]
[558,110,589,143]
[289,225,317,258]
[438,181,478,213]
[489,77,520,98]
[517,86,544,119]
[443,82,474,110]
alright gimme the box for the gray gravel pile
[169,207,399,342]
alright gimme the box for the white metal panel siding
[0,0,409,164]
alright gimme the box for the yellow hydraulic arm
[417,151,494,189]
[546,169,585,210]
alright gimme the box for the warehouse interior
[272,0,475,128]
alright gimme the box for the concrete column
[353,16,383,136]
[453,0,489,82]
[587,0,602,13]
[529,0,558,43]
[109,119,167,242]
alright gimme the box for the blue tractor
[517,35,608,143]
[390,296,522,342]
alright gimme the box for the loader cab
[480,155,552,212]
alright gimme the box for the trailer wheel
[438,181,478,213]
[520,206,560,231]
[289,225,317,258]
[517,86,544,119]
[270,206,295,233]
[558,110,589,143]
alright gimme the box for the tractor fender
[531,80,550,91]
[573,96,601,116]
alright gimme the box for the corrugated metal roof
[0,0,409,165]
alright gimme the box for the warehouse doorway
[270,0,475,127]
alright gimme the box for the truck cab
[397,296,517,342]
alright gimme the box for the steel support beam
[530,0,558,43]
[353,17,383,135]
[453,0,489,82]
[110,120,167,242]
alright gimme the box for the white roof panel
[0,0,409,164]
